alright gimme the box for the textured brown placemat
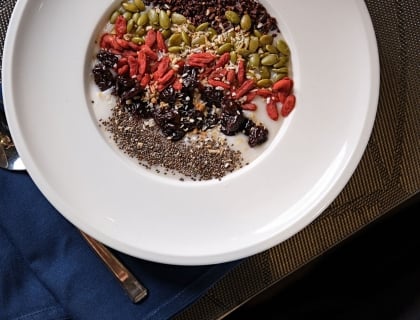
[175,0,420,318]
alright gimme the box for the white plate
[3,0,379,265]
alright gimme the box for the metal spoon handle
[80,231,148,303]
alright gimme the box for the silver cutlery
[0,106,148,303]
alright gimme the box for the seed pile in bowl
[91,0,296,181]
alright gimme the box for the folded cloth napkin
[0,86,241,320]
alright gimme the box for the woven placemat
[1,1,419,319]
[175,0,420,318]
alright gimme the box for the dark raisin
[248,125,268,147]
[200,86,223,108]
[114,75,136,98]
[243,118,256,136]
[180,109,204,132]
[154,107,185,141]
[220,110,246,136]
[97,50,118,68]
[92,64,114,91]
[181,66,199,93]
[160,86,177,104]
[120,85,143,101]
[202,112,220,130]
[124,100,154,118]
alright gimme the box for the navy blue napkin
[0,86,241,320]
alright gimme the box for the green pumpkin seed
[240,14,252,31]
[159,10,171,29]
[196,22,209,32]
[276,39,290,56]
[131,12,140,23]
[187,24,196,32]
[192,35,206,46]
[237,49,251,57]
[257,79,272,88]
[207,27,218,39]
[216,43,232,54]
[225,10,240,24]
[272,67,288,74]
[171,12,187,25]
[265,44,278,54]
[248,53,260,68]
[161,29,172,39]
[134,0,145,11]
[137,12,148,26]
[131,36,144,44]
[123,12,132,20]
[246,71,257,82]
[253,29,262,38]
[230,51,237,63]
[181,31,191,45]
[148,9,159,25]
[260,66,271,79]
[261,54,279,66]
[273,56,288,68]
[135,26,146,36]
[127,19,135,33]
[271,73,288,82]
[122,2,139,13]
[168,33,182,46]
[249,36,259,53]
[259,34,273,46]
[168,46,183,53]
[110,11,120,24]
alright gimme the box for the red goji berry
[156,31,167,52]
[141,45,158,60]
[266,100,279,120]
[137,50,147,77]
[235,79,255,99]
[281,94,296,117]
[237,60,246,85]
[115,16,127,38]
[139,74,151,87]
[242,103,257,111]
[128,56,138,77]
[208,78,230,89]
[245,91,258,103]
[145,29,156,48]
[227,69,236,84]
[158,69,176,85]
[173,79,183,91]
[117,64,129,76]
[214,52,230,69]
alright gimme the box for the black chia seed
[102,106,244,181]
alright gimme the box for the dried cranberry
[248,125,268,147]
